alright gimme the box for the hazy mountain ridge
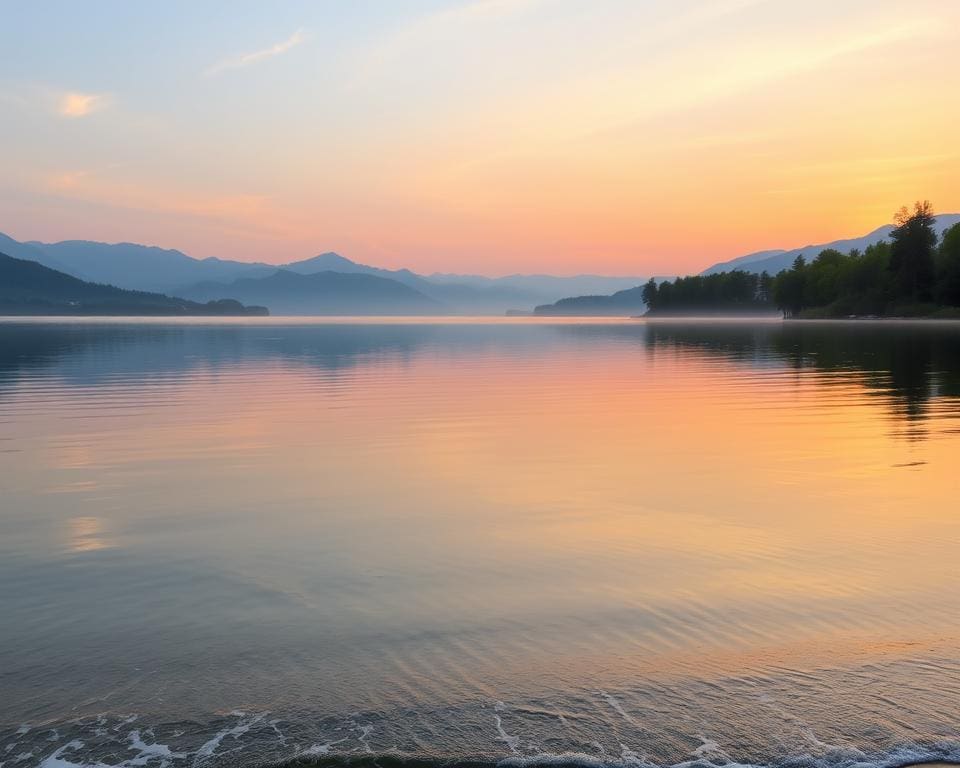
[701,215,960,276]
[11,214,955,317]
[699,248,787,275]
[283,251,430,289]
[0,252,267,316]
[192,253,647,312]
[179,269,443,315]
[24,239,277,292]
[1,233,647,314]
[0,233,75,274]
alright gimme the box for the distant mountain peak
[701,214,960,276]
[285,252,357,270]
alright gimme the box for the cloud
[58,91,110,118]
[205,28,307,76]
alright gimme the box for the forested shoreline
[643,202,960,318]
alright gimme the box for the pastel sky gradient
[1,0,958,275]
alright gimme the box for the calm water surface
[1,318,959,768]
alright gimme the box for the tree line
[642,202,960,317]
[641,270,775,313]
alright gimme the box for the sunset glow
[2,0,959,275]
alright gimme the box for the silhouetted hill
[701,214,960,275]
[0,252,268,316]
[534,285,647,316]
[179,269,444,315]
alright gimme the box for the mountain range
[181,269,442,315]
[5,213,959,317]
[0,232,646,315]
[0,251,267,316]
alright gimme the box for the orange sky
[1,0,958,275]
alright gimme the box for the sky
[1,0,958,276]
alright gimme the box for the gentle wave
[24,735,960,768]
[6,700,960,768]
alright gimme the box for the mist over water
[1,318,959,768]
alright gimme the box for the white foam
[495,714,521,755]
[299,738,347,758]
[193,712,265,766]
[500,751,639,768]
[598,691,640,728]
[126,730,184,767]
[38,741,102,768]
[619,744,645,765]
[301,743,334,757]
[692,736,728,761]
[348,721,375,754]
[36,729,189,768]
[269,719,287,746]
[113,716,138,732]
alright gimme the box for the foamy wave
[7,707,960,768]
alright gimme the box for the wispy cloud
[58,91,110,118]
[205,28,307,76]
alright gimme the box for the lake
[1,318,959,768]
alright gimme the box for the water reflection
[640,320,960,440]
[2,319,960,767]
[65,515,114,552]
[3,320,959,439]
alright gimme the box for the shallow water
[1,318,959,768]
